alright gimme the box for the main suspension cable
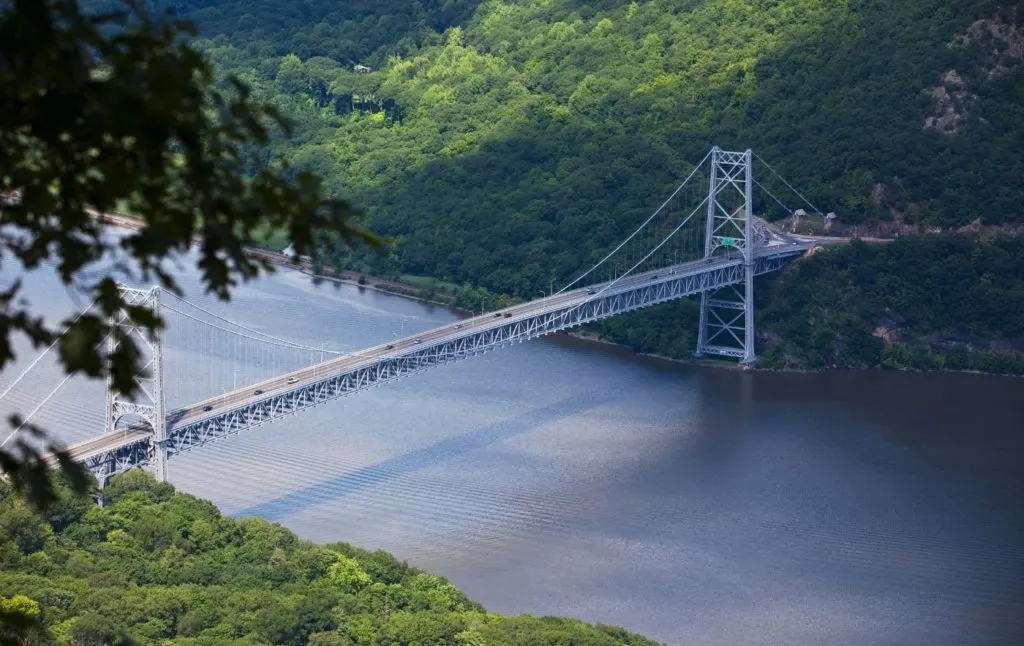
[0,300,99,404]
[162,290,333,354]
[555,149,713,295]
[162,304,343,355]
[753,152,822,215]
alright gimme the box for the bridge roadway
[55,240,810,475]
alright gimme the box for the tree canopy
[148,0,1024,372]
[0,0,379,508]
[0,471,661,645]
[594,234,1024,373]
[169,0,1023,296]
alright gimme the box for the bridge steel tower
[103,285,167,483]
[696,147,757,364]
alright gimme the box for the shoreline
[286,260,749,372]
[95,211,465,308]
[95,213,1021,378]
[294,262,726,370]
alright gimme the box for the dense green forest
[0,472,659,645]
[595,235,1024,373]
[153,0,1023,371]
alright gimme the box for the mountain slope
[593,234,1024,373]
[167,0,1024,371]
[174,0,1023,283]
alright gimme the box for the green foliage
[160,0,1023,373]
[756,235,1024,372]
[0,0,381,510]
[168,0,1023,295]
[463,614,659,646]
[0,502,50,555]
[592,299,701,361]
[0,594,47,646]
[597,235,1024,373]
[0,471,659,645]
[326,554,371,593]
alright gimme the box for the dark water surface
[4,251,1022,645]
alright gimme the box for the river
[3,249,1023,645]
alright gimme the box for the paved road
[47,427,151,467]
[166,253,756,425]
[57,244,807,465]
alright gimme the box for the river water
[3,249,1023,645]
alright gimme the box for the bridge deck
[59,242,809,477]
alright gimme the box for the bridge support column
[743,245,756,365]
[150,288,168,482]
[104,285,168,482]
[696,147,757,364]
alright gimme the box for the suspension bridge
[0,147,824,486]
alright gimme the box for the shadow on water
[234,388,620,522]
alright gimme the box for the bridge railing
[64,243,807,480]
[21,146,827,483]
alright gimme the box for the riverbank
[94,213,1023,376]
[293,260,737,371]
[563,328,754,371]
[93,211,465,308]
[11,224,1024,646]
[0,470,662,645]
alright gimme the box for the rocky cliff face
[927,13,1024,136]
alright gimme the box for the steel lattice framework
[31,145,828,485]
[103,286,167,484]
[78,434,152,483]
[697,147,757,363]
[74,248,805,480]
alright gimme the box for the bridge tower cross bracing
[696,147,757,364]
[104,285,167,482]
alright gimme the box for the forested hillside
[162,0,1023,371]
[595,235,1024,373]
[169,0,1024,283]
[0,472,658,645]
